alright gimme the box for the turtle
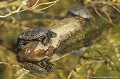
[66,5,93,21]
[16,27,57,52]
[19,58,56,73]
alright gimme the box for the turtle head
[15,38,29,52]
[49,31,57,38]
[66,6,94,22]
[15,38,24,52]
[84,14,94,22]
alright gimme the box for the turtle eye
[38,36,44,41]
[21,41,30,47]
[21,44,26,49]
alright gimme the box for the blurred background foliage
[0,0,120,79]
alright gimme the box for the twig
[89,1,120,5]
[0,1,25,18]
[0,61,19,68]
[67,56,105,79]
[109,3,120,13]
[31,0,40,8]
[31,0,59,10]
[35,0,58,12]
[106,55,120,72]
[93,7,115,26]
[0,61,36,79]
[95,50,120,72]
[67,57,81,79]
[90,1,120,12]
[67,70,74,79]
[0,0,59,18]
[0,61,30,73]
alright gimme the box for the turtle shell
[18,28,49,40]
[68,6,93,19]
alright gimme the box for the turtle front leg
[41,31,57,46]
[41,36,50,46]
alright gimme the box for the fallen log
[17,17,109,73]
